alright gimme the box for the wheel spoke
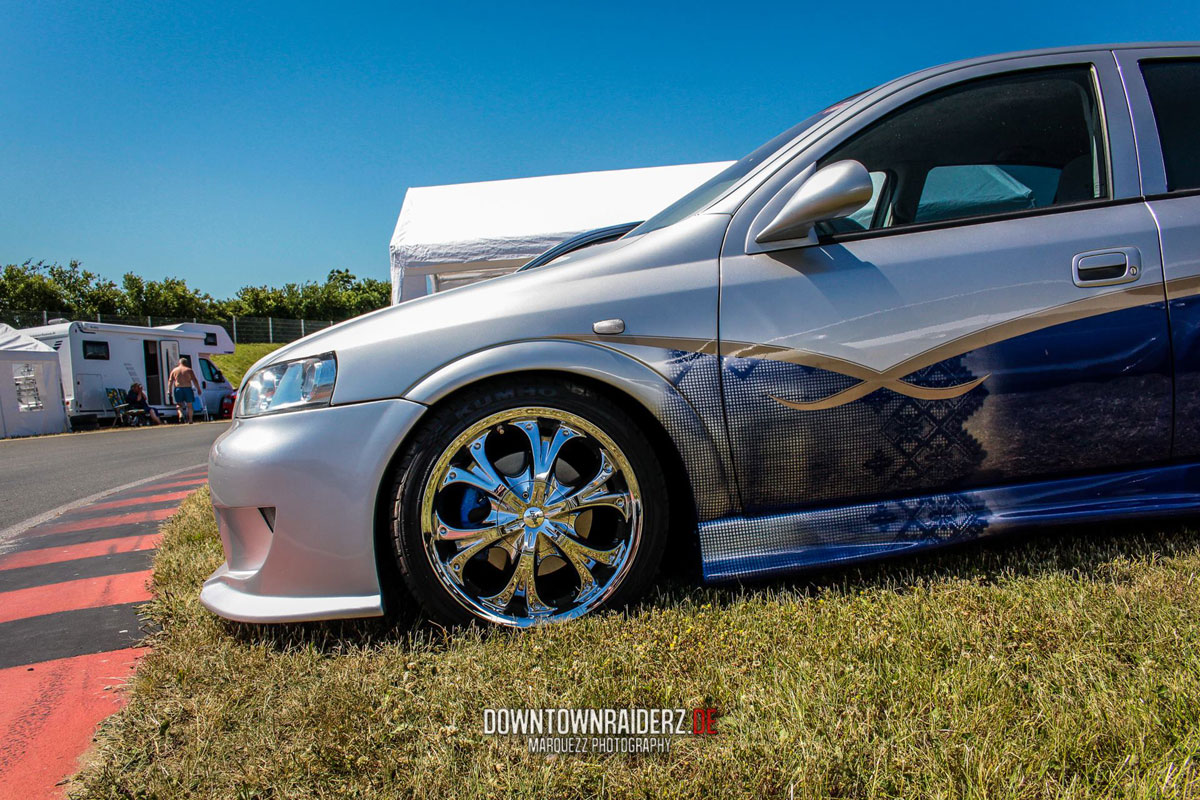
[442,434,521,512]
[514,420,580,504]
[444,524,520,584]
[548,488,634,521]
[433,509,519,541]
[546,449,617,509]
[504,464,534,504]
[544,521,626,603]
[479,547,552,616]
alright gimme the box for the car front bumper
[201,397,427,622]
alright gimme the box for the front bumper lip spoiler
[200,564,384,623]
[203,397,427,623]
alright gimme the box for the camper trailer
[20,320,235,424]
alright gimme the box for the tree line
[0,260,390,321]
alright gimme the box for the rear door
[719,51,1172,515]
[1115,46,1200,459]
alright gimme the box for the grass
[210,343,284,387]
[73,489,1200,799]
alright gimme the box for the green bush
[1,260,390,322]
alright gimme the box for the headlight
[238,353,337,418]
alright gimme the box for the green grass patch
[75,490,1200,798]
[211,343,284,387]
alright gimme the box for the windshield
[627,97,860,237]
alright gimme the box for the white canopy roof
[389,161,733,303]
[0,322,56,353]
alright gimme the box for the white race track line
[0,462,207,551]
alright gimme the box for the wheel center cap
[523,507,545,528]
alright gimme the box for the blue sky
[2,1,1198,297]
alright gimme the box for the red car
[219,390,237,419]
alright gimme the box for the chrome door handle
[1072,247,1140,287]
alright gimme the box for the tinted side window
[915,164,1062,223]
[82,340,109,360]
[817,66,1108,235]
[1140,59,1200,192]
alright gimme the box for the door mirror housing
[754,160,874,243]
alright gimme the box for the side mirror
[754,160,873,243]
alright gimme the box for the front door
[143,340,162,405]
[198,357,227,410]
[719,57,1172,516]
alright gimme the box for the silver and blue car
[203,43,1200,627]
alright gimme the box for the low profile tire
[389,378,668,627]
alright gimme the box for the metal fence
[0,309,338,344]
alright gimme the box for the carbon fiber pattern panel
[652,349,737,521]
[722,354,987,513]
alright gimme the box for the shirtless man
[167,356,203,423]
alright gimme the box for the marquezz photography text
[483,707,718,755]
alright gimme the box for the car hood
[248,213,729,407]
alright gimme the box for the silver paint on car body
[202,398,426,621]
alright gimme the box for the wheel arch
[371,340,716,610]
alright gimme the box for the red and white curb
[0,467,207,798]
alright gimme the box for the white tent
[389,161,733,303]
[0,323,68,438]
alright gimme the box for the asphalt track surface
[0,467,209,798]
[0,421,227,533]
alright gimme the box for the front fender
[404,338,738,520]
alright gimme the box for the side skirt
[698,462,1200,582]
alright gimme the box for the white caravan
[21,320,235,423]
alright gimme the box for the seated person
[127,382,162,425]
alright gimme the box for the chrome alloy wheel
[419,406,643,627]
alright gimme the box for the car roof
[911,42,1198,81]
